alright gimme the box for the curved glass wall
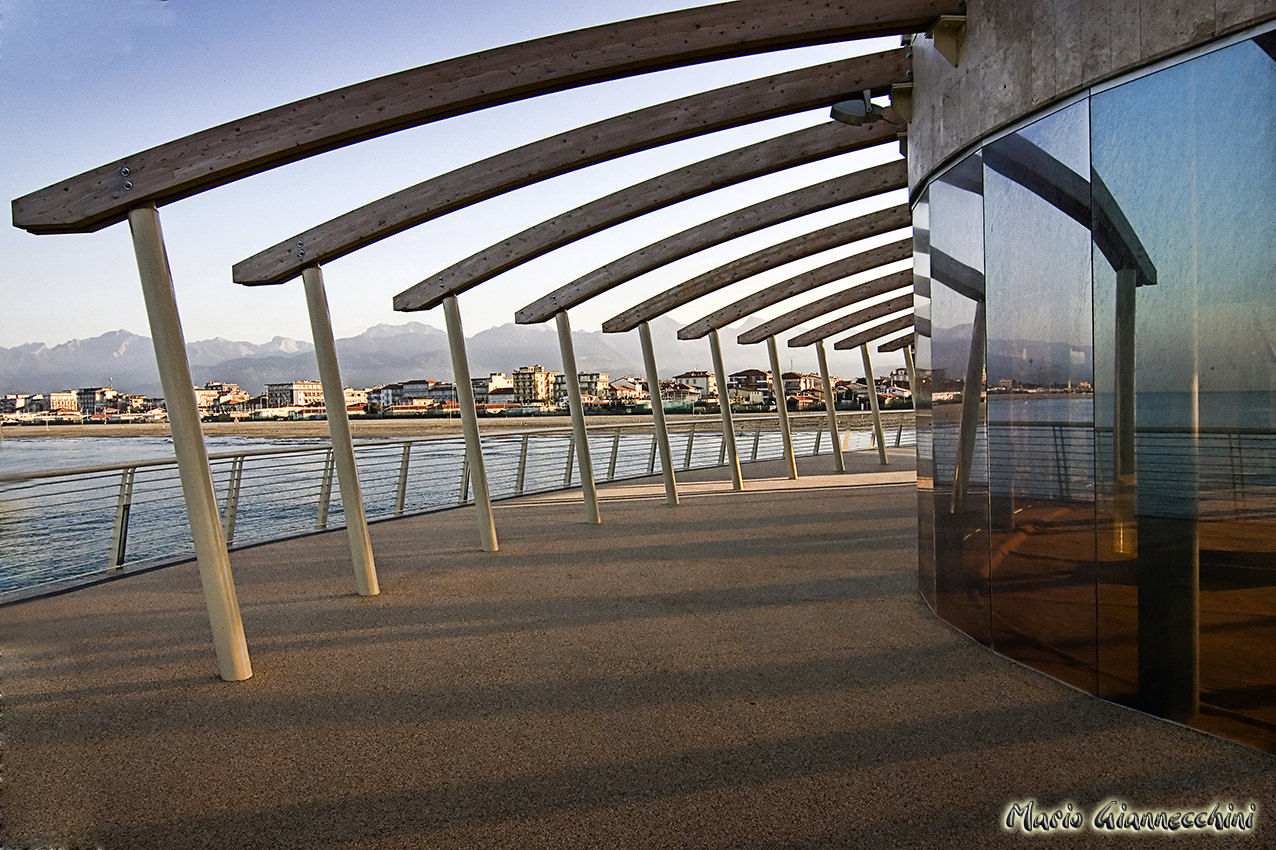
[918,28,1276,752]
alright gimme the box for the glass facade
[917,29,1276,752]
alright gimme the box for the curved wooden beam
[735,268,914,344]
[679,238,911,340]
[13,0,958,235]
[394,121,899,312]
[826,313,915,350]
[779,292,915,349]
[878,332,915,353]
[600,160,907,333]
[519,203,909,325]
[234,50,910,286]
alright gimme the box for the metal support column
[708,329,743,490]
[951,300,986,510]
[556,311,601,523]
[442,295,499,551]
[1113,269,1137,554]
[301,265,379,597]
[860,344,888,466]
[639,321,679,505]
[127,205,250,682]
[766,335,797,479]
[816,339,847,473]
[903,344,918,406]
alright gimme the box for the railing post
[564,433,576,487]
[814,427,824,456]
[460,458,471,502]
[556,311,601,523]
[442,294,498,551]
[639,321,678,505]
[302,264,378,596]
[684,422,696,469]
[516,434,529,495]
[767,335,797,479]
[221,456,244,544]
[127,205,250,682]
[752,420,762,462]
[316,449,335,529]
[394,442,411,515]
[816,339,846,473]
[608,430,621,480]
[108,467,136,568]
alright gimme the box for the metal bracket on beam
[889,83,913,123]
[926,15,966,67]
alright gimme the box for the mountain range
[0,318,851,398]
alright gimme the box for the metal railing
[0,411,914,600]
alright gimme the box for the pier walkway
[3,449,1273,848]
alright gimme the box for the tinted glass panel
[928,152,991,645]
[1092,35,1276,748]
[983,101,1098,691]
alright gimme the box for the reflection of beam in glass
[928,247,984,512]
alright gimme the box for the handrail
[0,411,915,601]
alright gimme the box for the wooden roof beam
[234,49,911,286]
[394,121,899,312]
[13,0,959,235]
[679,239,911,340]
[601,160,907,333]
[735,267,914,344]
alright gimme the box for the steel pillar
[301,265,379,596]
[860,343,888,466]
[816,339,846,473]
[766,335,797,479]
[708,329,743,490]
[442,295,499,551]
[639,321,679,505]
[556,311,601,523]
[127,205,250,682]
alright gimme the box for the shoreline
[0,410,913,440]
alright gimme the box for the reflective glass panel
[928,151,991,645]
[1092,34,1276,748]
[983,101,1098,691]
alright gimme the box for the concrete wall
[907,0,1276,190]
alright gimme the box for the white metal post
[766,335,798,479]
[316,449,334,529]
[109,467,136,568]
[861,343,889,466]
[127,205,250,682]
[556,311,601,523]
[816,339,846,473]
[639,321,678,505]
[708,329,744,491]
[903,343,918,405]
[394,443,411,515]
[442,295,498,551]
[301,265,378,597]
[222,456,244,544]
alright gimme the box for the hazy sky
[2,0,908,371]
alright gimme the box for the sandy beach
[0,410,913,441]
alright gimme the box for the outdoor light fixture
[831,90,885,125]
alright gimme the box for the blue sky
[2,0,908,370]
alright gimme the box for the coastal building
[513,365,557,404]
[265,380,324,408]
[672,370,715,399]
[551,371,610,404]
